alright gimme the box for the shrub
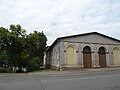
[27,57,41,72]
[0,67,12,73]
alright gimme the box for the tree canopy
[0,24,47,72]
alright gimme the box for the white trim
[81,44,94,52]
[112,46,120,51]
[64,43,78,51]
[97,45,109,52]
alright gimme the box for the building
[46,32,120,70]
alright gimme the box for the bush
[0,67,12,73]
[27,57,41,72]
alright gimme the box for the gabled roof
[47,32,120,51]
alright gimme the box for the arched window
[66,45,76,65]
[113,47,120,65]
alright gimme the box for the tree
[0,27,9,67]
[0,24,47,72]
[25,31,47,71]
[6,25,26,69]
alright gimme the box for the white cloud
[0,0,120,45]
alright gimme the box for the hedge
[0,67,12,73]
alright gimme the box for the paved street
[0,70,120,90]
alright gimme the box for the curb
[0,67,120,76]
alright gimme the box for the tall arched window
[66,45,76,65]
[113,47,120,65]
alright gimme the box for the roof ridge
[47,32,120,51]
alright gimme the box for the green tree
[0,27,9,67]
[7,24,26,70]
[25,31,47,71]
[0,24,47,72]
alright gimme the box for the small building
[46,32,120,70]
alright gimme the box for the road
[0,70,120,90]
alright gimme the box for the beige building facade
[46,32,120,70]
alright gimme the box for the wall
[46,41,60,68]
[47,33,120,69]
[62,34,120,45]
[61,41,120,68]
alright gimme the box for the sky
[0,0,120,45]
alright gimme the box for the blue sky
[0,0,120,45]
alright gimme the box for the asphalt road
[0,70,120,90]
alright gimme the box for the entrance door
[99,47,106,68]
[83,46,92,68]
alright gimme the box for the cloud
[0,0,120,45]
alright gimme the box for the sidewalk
[85,67,120,72]
[31,67,120,75]
[0,67,120,76]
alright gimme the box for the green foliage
[0,67,12,73]
[27,57,41,72]
[0,24,47,72]
[0,50,8,66]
